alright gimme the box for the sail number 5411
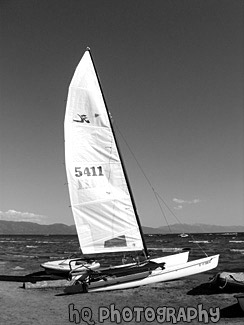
[75,166,104,177]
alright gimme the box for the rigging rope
[114,123,171,233]
[114,122,208,257]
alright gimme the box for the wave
[0,240,27,243]
[6,254,38,259]
[12,266,25,270]
[189,240,210,244]
[148,247,182,252]
[229,240,244,243]
[230,249,244,254]
[35,241,64,244]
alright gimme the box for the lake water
[0,232,243,277]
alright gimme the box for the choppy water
[0,232,243,276]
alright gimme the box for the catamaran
[41,48,219,293]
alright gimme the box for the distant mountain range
[0,220,243,235]
[142,223,244,234]
[0,220,76,235]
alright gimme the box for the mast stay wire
[113,121,208,257]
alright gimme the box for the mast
[87,47,149,257]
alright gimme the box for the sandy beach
[1,273,243,325]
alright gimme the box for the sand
[0,274,243,324]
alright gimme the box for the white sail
[64,49,144,254]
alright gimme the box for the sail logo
[73,114,90,123]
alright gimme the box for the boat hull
[150,250,189,266]
[41,259,100,275]
[64,254,219,294]
[41,250,189,276]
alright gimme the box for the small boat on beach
[211,272,244,292]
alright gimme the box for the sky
[0,0,243,228]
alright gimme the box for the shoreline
[1,273,243,324]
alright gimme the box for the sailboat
[41,48,219,293]
[179,233,189,238]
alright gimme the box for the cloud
[173,198,201,210]
[0,209,49,224]
[173,198,201,205]
[173,198,185,204]
[174,205,183,210]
